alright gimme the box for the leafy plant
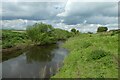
[52,28,71,40]
[82,42,92,48]
[2,30,28,49]
[87,49,109,61]
[97,26,108,32]
[26,23,55,45]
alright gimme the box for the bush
[26,23,72,45]
[87,49,109,61]
[71,28,76,33]
[3,42,13,48]
[2,30,28,49]
[97,27,108,32]
[71,28,79,35]
[109,29,120,36]
[87,32,93,34]
[52,28,71,40]
[26,23,55,45]
[82,42,92,48]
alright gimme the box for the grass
[2,28,119,78]
[2,30,29,49]
[52,33,118,78]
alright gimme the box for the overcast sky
[1,0,119,32]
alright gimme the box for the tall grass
[2,30,28,49]
[53,33,118,78]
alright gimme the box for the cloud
[1,1,118,32]
[1,19,40,30]
[1,19,118,33]
[57,2,118,24]
[2,2,65,20]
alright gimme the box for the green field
[53,32,118,78]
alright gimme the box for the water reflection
[26,45,57,63]
[2,50,24,61]
[2,41,68,78]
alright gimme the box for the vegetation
[26,23,71,45]
[52,28,72,40]
[53,32,118,78]
[26,23,55,45]
[2,23,71,49]
[2,30,28,49]
[2,23,119,78]
[109,29,120,36]
[97,26,108,32]
[71,28,79,35]
[71,28,76,33]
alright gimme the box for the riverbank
[53,32,118,78]
[2,30,29,49]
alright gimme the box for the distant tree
[97,26,108,32]
[88,32,93,34]
[71,28,76,33]
[76,30,79,33]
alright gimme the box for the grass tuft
[87,49,109,61]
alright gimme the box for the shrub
[71,28,79,34]
[52,28,71,40]
[82,42,92,48]
[26,23,55,45]
[2,30,28,49]
[76,30,79,33]
[71,28,76,33]
[109,29,120,36]
[87,49,109,61]
[97,27,108,32]
[87,32,93,34]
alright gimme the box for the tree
[26,23,54,45]
[71,28,76,33]
[71,28,80,35]
[76,30,79,34]
[97,26,108,32]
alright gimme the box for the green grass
[2,30,29,49]
[52,33,118,78]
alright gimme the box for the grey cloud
[1,2,118,31]
[2,2,65,20]
[58,2,118,25]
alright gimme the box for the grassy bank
[2,30,30,49]
[2,24,72,51]
[53,32,118,78]
[2,30,32,61]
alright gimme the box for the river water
[2,41,68,78]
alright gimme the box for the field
[53,32,119,78]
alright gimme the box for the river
[2,41,68,78]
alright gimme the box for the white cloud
[2,0,119,2]
[57,2,118,25]
[1,19,40,30]
[1,2,118,32]
[1,19,118,32]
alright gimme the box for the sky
[1,0,119,32]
